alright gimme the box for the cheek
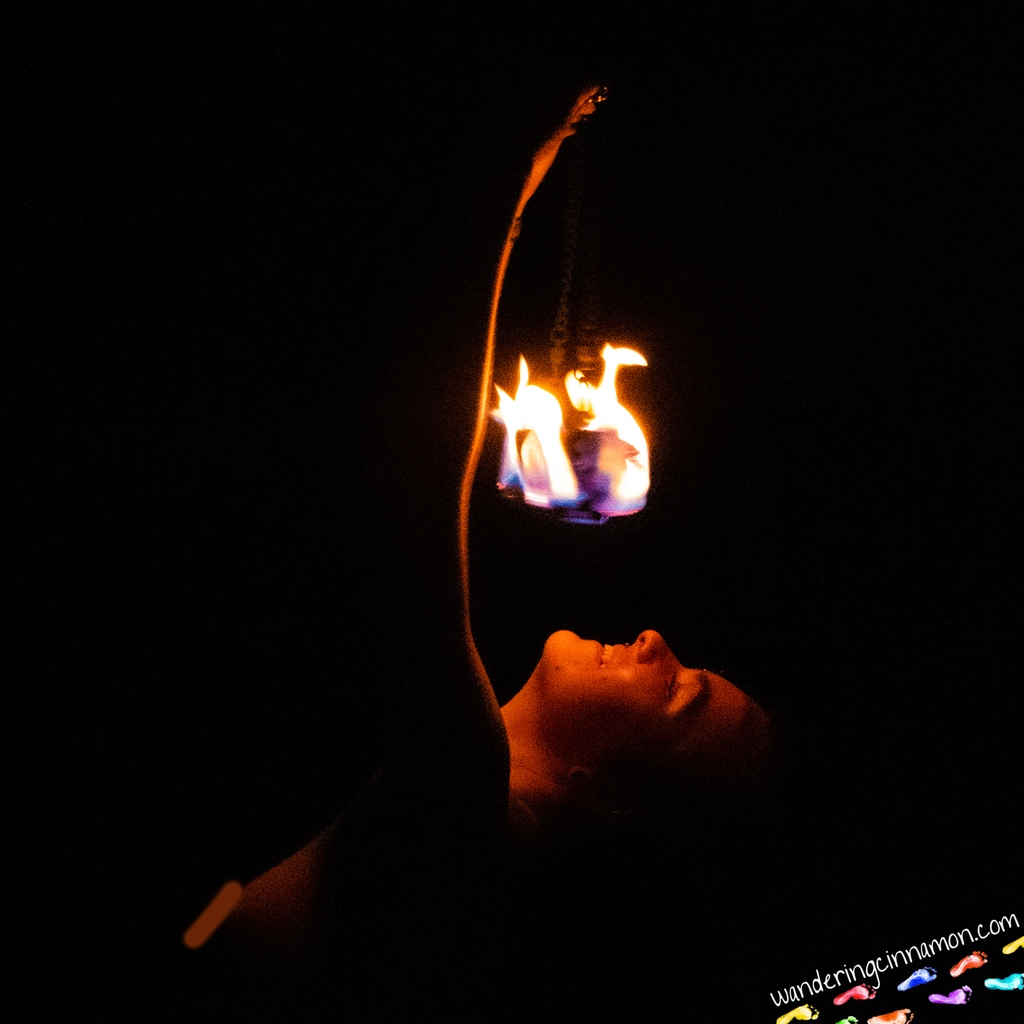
[675,676,763,776]
[547,666,635,717]
[577,690,666,750]
[714,677,758,725]
[539,677,654,758]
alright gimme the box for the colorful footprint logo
[928,986,972,1005]
[1003,936,1024,954]
[776,1005,819,1024]
[867,1012,913,1024]
[984,972,1024,991]
[897,966,936,991]
[950,950,987,976]
[834,983,876,1005]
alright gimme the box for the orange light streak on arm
[458,86,606,672]
[515,87,605,221]
[183,880,244,949]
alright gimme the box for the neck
[509,755,562,799]
[501,694,579,834]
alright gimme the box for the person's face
[528,629,765,776]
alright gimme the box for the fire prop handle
[457,86,607,654]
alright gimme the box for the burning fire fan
[458,85,651,634]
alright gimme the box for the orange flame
[494,345,649,518]
[495,357,579,504]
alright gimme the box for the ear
[566,765,636,823]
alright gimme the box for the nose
[635,629,667,664]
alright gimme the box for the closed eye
[666,670,711,717]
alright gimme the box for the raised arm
[222,89,606,991]
[451,81,608,764]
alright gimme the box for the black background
[17,4,1018,1020]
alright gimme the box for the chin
[547,629,582,644]
[542,630,589,661]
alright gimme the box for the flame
[494,357,579,504]
[493,345,649,518]
[565,344,649,508]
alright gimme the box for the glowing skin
[501,630,767,799]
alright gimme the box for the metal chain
[548,112,606,382]
[548,143,580,381]
[575,221,602,378]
